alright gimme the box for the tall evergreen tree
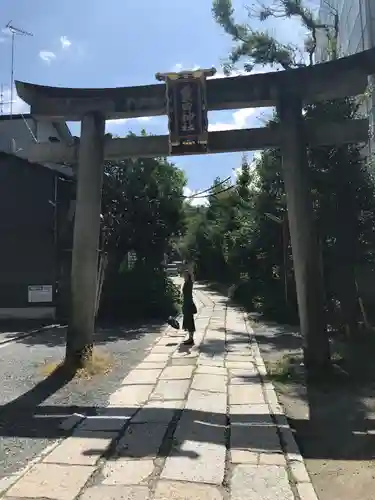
[200,0,375,375]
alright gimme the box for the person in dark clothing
[182,269,196,345]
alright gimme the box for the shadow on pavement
[1,356,375,463]
[0,403,286,460]
[252,318,375,464]
[1,320,166,348]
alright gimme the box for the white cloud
[170,63,269,79]
[0,86,30,114]
[183,186,209,207]
[209,66,271,79]
[171,63,227,77]
[108,117,152,127]
[1,27,12,36]
[39,51,56,64]
[60,36,71,49]
[209,68,247,79]
[231,152,262,190]
[105,116,155,135]
[208,108,257,132]
[172,63,184,72]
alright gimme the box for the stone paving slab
[144,353,171,363]
[230,403,274,425]
[108,384,154,407]
[226,361,255,369]
[231,464,295,500]
[160,365,194,380]
[121,369,163,385]
[151,379,190,401]
[169,357,197,366]
[229,384,266,405]
[196,365,227,376]
[102,458,155,485]
[4,463,96,500]
[231,423,282,453]
[135,362,167,370]
[190,374,227,393]
[76,416,129,432]
[80,485,150,500]
[132,400,184,423]
[154,481,224,500]
[172,350,199,359]
[42,432,116,465]
[115,422,169,459]
[152,344,178,353]
[185,389,227,415]
[197,355,225,367]
[0,284,318,500]
[161,440,226,485]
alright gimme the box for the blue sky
[0,0,308,198]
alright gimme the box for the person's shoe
[182,338,194,346]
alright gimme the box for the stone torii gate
[15,47,375,372]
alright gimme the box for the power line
[183,175,232,200]
[191,184,236,199]
[184,164,248,201]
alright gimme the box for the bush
[229,274,298,324]
[100,262,181,321]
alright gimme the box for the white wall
[0,117,73,176]
[0,117,62,154]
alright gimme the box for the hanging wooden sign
[155,68,215,155]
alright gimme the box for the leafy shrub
[100,262,181,321]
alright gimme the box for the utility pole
[4,21,33,117]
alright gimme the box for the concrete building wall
[0,115,74,176]
[317,0,375,313]
[0,116,63,153]
[317,0,369,57]
[0,116,36,154]
[317,0,375,153]
[0,153,74,320]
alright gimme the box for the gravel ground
[0,321,164,479]
[0,321,54,345]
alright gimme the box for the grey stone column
[277,93,330,376]
[66,111,105,365]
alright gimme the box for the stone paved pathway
[0,284,318,500]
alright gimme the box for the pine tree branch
[253,0,339,63]
[213,0,304,70]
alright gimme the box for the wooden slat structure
[22,120,369,164]
[15,47,375,121]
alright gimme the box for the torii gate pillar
[65,111,105,367]
[278,93,330,376]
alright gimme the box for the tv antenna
[4,21,33,118]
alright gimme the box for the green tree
[99,149,186,320]
[209,0,375,375]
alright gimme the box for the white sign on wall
[28,285,53,303]
[128,251,137,270]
